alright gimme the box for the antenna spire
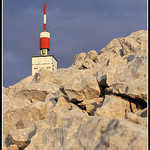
[44,3,46,30]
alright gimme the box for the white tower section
[32,55,57,75]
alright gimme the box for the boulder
[8,126,36,149]
[78,98,104,115]
[126,111,147,126]
[94,94,131,119]
[135,108,147,117]
[24,106,89,150]
[106,55,147,101]
[82,57,96,69]
[4,76,34,96]
[73,52,87,69]
[99,30,147,56]
[72,50,98,69]
[81,50,98,69]
[63,118,147,150]
[44,93,57,104]
[63,74,100,102]
[86,50,98,62]
[71,103,88,115]
[4,70,60,102]
[53,66,98,87]
[3,94,31,114]
[85,98,103,115]
[56,96,72,110]
[96,30,147,102]
[3,99,53,137]
[32,68,57,84]
[52,67,84,86]
[14,82,59,102]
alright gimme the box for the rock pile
[3,30,147,150]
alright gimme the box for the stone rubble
[3,30,147,150]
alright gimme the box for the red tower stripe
[40,37,50,49]
[44,4,46,14]
[44,24,46,30]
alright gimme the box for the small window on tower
[34,68,38,69]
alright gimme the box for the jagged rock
[81,50,98,69]
[86,50,98,62]
[94,94,131,119]
[14,82,59,102]
[4,76,34,96]
[118,30,147,56]
[53,66,99,87]
[85,98,103,115]
[44,93,57,104]
[71,103,88,115]
[24,106,89,150]
[3,99,53,137]
[3,94,31,113]
[8,126,36,149]
[14,89,48,102]
[126,111,147,126]
[135,108,147,117]
[82,57,96,69]
[73,52,87,69]
[4,70,60,102]
[77,98,104,115]
[56,96,72,110]
[63,118,147,150]
[63,74,100,102]
[106,55,147,101]
[25,107,147,150]
[3,100,53,149]
[99,30,147,56]
[53,67,83,85]
[32,68,57,83]
[53,89,67,98]
[97,30,147,102]
[96,38,122,86]
[4,118,35,149]
[72,50,98,69]
[19,101,53,121]
[3,94,32,137]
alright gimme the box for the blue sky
[3,0,147,88]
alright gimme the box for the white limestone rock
[94,94,131,120]
[126,111,147,127]
[73,52,87,69]
[96,30,147,102]
[63,74,101,102]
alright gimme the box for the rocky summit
[3,30,147,150]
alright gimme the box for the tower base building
[32,55,57,75]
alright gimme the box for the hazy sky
[3,0,147,88]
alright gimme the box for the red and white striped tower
[39,3,50,56]
[43,3,46,30]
